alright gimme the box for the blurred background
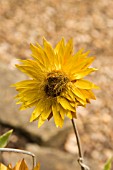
[0,0,113,169]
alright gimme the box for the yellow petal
[81,57,95,69]
[54,38,65,55]
[33,163,40,170]
[18,159,29,170]
[62,38,73,64]
[52,104,63,127]
[72,68,97,80]
[43,38,55,69]
[30,100,44,122]
[74,49,89,60]
[67,86,76,101]
[54,38,65,65]
[13,161,21,170]
[69,57,95,74]
[41,107,51,120]
[75,96,86,106]
[30,110,41,122]
[61,91,73,101]
[38,116,45,128]
[16,65,37,79]
[56,104,65,120]
[72,85,86,101]
[57,96,75,112]
[80,89,96,100]
[0,163,8,170]
[75,79,99,89]
[63,49,87,71]
[66,111,73,119]
[12,80,39,89]
[16,64,45,81]
[30,44,46,65]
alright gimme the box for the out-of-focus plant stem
[71,119,90,170]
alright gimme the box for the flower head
[13,38,98,128]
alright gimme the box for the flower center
[44,72,69,97]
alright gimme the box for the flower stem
[71,118,89,170]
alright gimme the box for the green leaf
[103,158,112,170]
[0,129,13,148]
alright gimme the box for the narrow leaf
[0,129,13,148]
[103,158,112,170]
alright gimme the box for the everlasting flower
[13,38,98,128]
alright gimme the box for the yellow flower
[0,159,40,170]
[13,38,98,128]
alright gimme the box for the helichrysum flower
[13,38,98,128]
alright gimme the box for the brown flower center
[44,72,69,97]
